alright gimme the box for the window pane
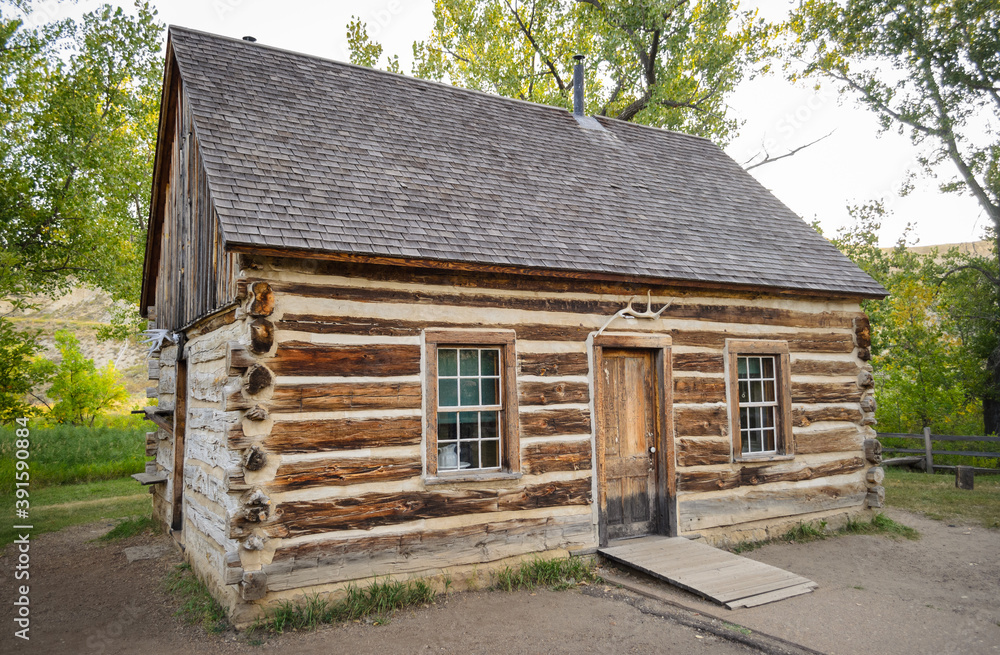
[749,430,762,452]
[740,407,748,430]
[459,412,479,440]
[750,380,763,402]
[738,381,749,403]
[460,379,480,406]
[764,429,776,452]
[460,349,479,375]
[438,412,457,441]
[438,349,457,376]
[737,357,747,378]
[459,441,479,469]
[741,431,751,454]
[481,440,499,468]
[481,377,498,405]
[481,411,499,439]
[762,406,775,428]
[746,406,761,430]
[763,380,775,402]
[438,442,458,470]
[439,379,458,407]
[762,356,774,378]
[481,349,499,376]
[747,357,761,377]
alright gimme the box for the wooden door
[599,348,658,541]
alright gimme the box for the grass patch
[166,563,229,634]
[783,520,828,542]
[843,512,920,539]
[730,513,919,553]
[884,468,1000,529]
[492,556,598,592]
[0,477,151,548]
[0,416,147,490]
[99,514,159,541]
[722,622,752,636]
[253,577,436,634]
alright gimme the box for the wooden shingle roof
[161,26,886,298]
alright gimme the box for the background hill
[2,288,149,404]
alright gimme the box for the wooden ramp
[599,536,817,609]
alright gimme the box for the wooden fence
[878,428,1000,474]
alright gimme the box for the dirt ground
[1,508,997,655]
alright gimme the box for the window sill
[424,471,522,485]
[734,454,795,464]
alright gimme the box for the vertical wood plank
[503,340,520,474]
[425,342,438,477]
[171,359,187,531]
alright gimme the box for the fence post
[955,466,974,490]
[923,427,933,472]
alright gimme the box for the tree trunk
[985,345,1000,436]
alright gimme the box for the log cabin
[138,26,887,622]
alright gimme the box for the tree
[0,1,161,414]
[790,0,1000,433]
[349,0,774,145]
[0,320,42,422]
[831,204,985,435]
[0,1,163,338]
[346,16,401,73]
[31,331,129,426]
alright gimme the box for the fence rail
[878,428,1000,474]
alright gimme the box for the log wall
[153,254,875,616]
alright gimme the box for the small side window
[424,330,519,478]
[725,340,792,460]
[435,347,503,471]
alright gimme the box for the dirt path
[604,509,1000,655]
[0,520,756,655]
[1,509,997,655]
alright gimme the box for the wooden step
[599,535,816,609]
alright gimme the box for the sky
[24,0,992,248]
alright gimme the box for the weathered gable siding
[193,257,876,607]
[152,79,238,332]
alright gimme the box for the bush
[0,318,44,422]
[31,330,129,426]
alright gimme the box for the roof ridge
[168,25,576,120]
[167,25,715,147]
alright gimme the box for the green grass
[253,577,437,634]
[730,513,919,553]
[491,556,598,592]
[884,467,1000,528]
[843,511,920,539]
[722,622,753,636]
[0,477,151,548]
[166,563,229,634]
[99,514,160,541]
[0,415,147,490]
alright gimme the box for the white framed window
[725,340,793,461]
[436,347,503,471]
[737,355,778,455]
